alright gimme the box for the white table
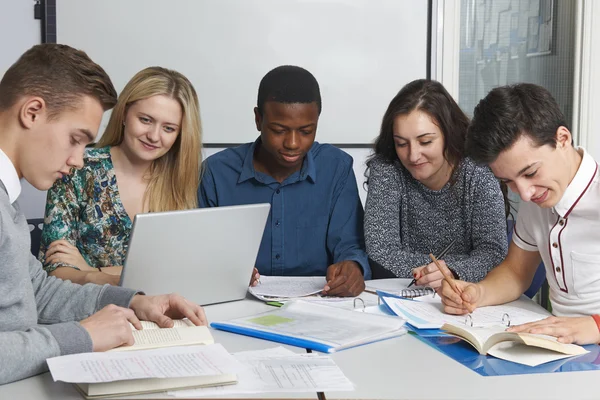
[4,287,600,400]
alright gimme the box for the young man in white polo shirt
[439,83,600,345]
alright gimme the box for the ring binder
[464,312,513,328]
[353,298,365,312]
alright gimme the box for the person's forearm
[477,261,530,307]
[50,267,120,285]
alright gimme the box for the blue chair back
[506,219,546,298]
[27,218,44,258]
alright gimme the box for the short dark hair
[369,79,469,177]
[466,83,569,164]
[0,44,117,119]
[256,65,321,115]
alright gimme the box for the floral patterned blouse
[39,146,132,272]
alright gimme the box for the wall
[0,0,44,218]
[1,1,373,219]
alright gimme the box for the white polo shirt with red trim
[513,147,600,317]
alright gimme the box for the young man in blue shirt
[198,66,370,297]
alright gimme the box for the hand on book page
[507,315,600,345]
[129,293,207,328]
[442,323,588,367]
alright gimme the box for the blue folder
[415,334,600,376]
[210,321,336,353]
[376,291,600,375]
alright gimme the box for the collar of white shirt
[554,147,598,218]
[0,148,21,204]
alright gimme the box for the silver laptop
[119,203,270,305]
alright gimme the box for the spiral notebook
[365,278,435,298]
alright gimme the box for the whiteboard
[56,0,428,145]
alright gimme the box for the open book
[76,321,223,397]
[211,300,407,353]
[108,319,213,352]
[442,323,589,367]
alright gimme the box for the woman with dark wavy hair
[364,79,507,288]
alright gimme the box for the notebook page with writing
[381,296,547,329]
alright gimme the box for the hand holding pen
[431,253,476,314]
[408,238,457,289]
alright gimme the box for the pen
[407,238,457,287]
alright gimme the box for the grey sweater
[0,182,137,384]
[364,156,508,282]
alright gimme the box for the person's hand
[80,304,141,352]
[84,271,121,286]
[440,279,482,315]
[129,293,208,327]
[322,261,365,297]
[249,267,260,287]
[412,259,453,289]
[507,316,600,345]
[45,239,94,271]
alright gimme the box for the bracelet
[592,315,600,333]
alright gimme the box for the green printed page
[248,315,294,327]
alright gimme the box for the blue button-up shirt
[198,139,370,279]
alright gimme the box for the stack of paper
[248,276,326,301]
[46,344,238,398]
[169,347,354,397]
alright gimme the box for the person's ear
[555,126,572,149]
[253,107,262,132]
[19,97,45,129]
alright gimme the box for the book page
[249,276,326,298]
[170,347,353,397]
[132,319,194,330]
[111,325,213,352]
[47,344,239,383]
[487,341,581,367]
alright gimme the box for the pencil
[428,253,474,313]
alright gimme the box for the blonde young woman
[39,67,202,285]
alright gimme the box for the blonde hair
[97,67,202,211]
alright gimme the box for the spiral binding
[400,286,435,298]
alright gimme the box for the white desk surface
[3,285,600,400]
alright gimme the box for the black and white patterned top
[364,155,508,282]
